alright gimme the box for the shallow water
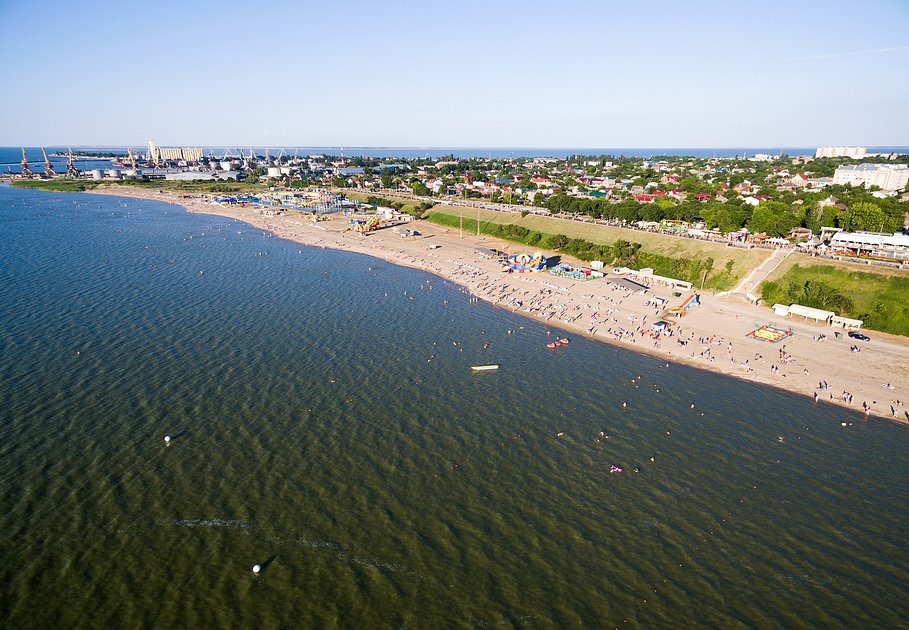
[1,185,907,628]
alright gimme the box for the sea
[3,146,909,171]
[1,184,907,628]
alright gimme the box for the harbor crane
[19,148,33,178]
[66,148,80,176]
[127,148,136,170]
[42,148,56,177]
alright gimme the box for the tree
[612,239,642,266]
[747,201,798,236]
[838,201,898,233]
[380,168,394,189]
[701,257,714,289]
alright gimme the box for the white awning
[788,304,834,321]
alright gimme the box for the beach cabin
[831,315,864,331]
[772,304,790,317]
[786,304,834,324]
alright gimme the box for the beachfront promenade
[92,187,909,424]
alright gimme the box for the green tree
[747,201,798,236]
[838,201,898,233]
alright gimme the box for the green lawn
[10,179,101,192]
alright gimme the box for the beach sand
[92,187,909,425]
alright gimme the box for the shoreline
[90,187,909,426]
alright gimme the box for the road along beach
[90,187,909,425]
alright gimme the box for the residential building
[832,164,909,191]
[815,146,867,159]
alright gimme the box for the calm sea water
[1,184,907,628]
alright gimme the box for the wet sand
[92,188,909,425]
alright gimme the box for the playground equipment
[502,252,547,273]
[747,325,793,343]
[669,293,700,317]
[350,216,380,233]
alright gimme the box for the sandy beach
[92,187,909,425]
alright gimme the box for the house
[694,193,712,202]
[635,195,654,203]
[790,173,809,188]
[789,227,812,241]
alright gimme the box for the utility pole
[459,207,463,239]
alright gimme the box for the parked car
[848,331,870,341]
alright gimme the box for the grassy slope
[759,259,909,336]
[428,204,769,286]
[766,251,909,282]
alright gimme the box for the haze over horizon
[1,0,907,148]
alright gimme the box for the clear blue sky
[1,0,907,148]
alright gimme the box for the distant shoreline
[85,186,909,426]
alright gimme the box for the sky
[1,0,907,148]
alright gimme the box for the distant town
[8,142,909,265]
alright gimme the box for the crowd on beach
[87,187,907,425]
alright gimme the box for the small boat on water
[471,364,500,371]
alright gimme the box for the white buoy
[164,435,171,445]
[252,564,261,574]
[622,402,627,408]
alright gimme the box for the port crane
[19,148,33,178]
[41,148,56,177]
[243,148,256,170]
[66,148,80,176]
[127,148,137,170]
